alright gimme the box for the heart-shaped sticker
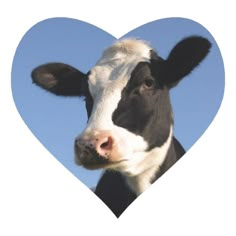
[11,17,224,217]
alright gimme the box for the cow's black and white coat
[31,36,211,217]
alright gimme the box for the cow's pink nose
[75,131,114,160]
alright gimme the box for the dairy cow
[32,36,211,217]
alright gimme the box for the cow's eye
[142,78,155,89]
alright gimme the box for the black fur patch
[112,62,173,149]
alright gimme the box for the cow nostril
[100,137,112,150]
[101,141,109,148]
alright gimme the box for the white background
[1,1,235,235]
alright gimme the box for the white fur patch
[115,126,173,195]
[98,38,152,65]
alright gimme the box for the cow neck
[122,126,173,195]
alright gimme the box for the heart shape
[11,17,224,217]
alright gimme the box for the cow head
[32,36,211,178]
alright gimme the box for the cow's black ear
[31,63,88,96]
[159,36,211,88]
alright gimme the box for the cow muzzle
[74,130,123,169]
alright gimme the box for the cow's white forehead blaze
[98,38,152,64]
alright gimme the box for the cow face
[32,36,211,177]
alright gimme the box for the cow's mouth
[74,145,129,170]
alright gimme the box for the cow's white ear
[163,36,211,88]
[31,63,87,96]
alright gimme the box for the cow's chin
[75,157,128,170]
[74,151,129,170]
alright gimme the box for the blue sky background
[11,17,224,188]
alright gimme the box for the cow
[31,36,211,217]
